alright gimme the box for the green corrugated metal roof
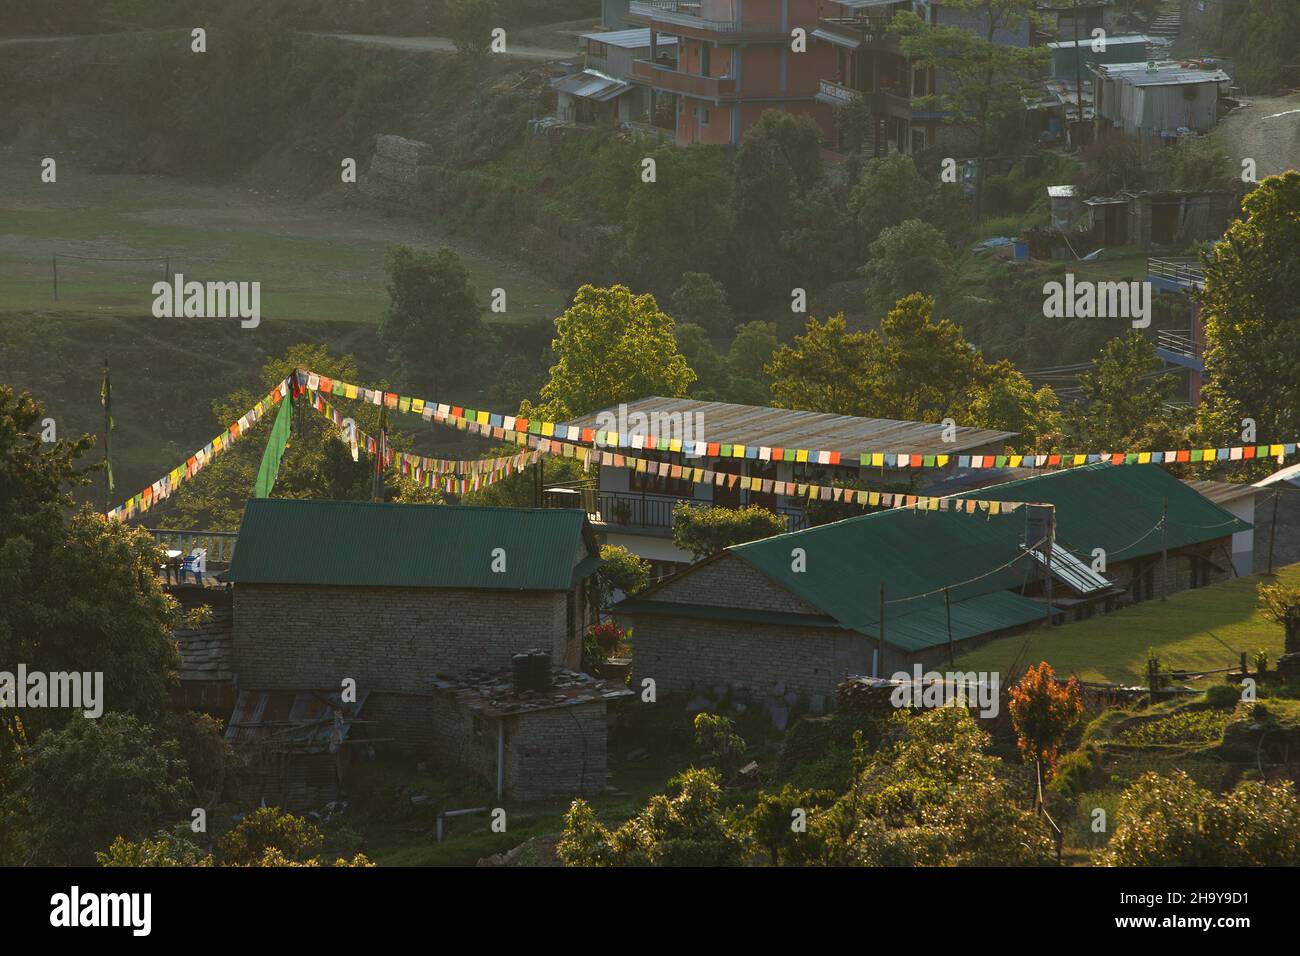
[614,463,1245,654]
[227,498,598,590]
[730,507,1033,642]
[882,590,1051,652]
[958,463,1250,561]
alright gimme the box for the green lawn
[953,564,1300,685]
[0,153,567,324]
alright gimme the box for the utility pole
[876,582,885,678]
[1044,507,1055,627]
[1072,0,1085,130]
[945,586,954,664]
[1160,496,1169,601]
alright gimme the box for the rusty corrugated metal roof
[563,397,1015,456]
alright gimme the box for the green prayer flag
[254,396,293,498]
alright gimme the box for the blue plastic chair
[180,548,207,584]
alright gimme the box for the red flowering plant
[588,622,624,655]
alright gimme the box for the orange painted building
[625,0,836,146]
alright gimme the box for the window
[697,106,710,127]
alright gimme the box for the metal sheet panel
[227,498,597,590]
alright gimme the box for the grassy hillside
[953,564,1300,685]
[0,152,566,323]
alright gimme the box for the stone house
[225,498,603,752]
[429,665,633,801]
[615,464,1246,705]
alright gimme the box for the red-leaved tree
[1008,662,1084,774]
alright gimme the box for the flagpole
[101,358,113,513]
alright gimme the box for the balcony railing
[819,78,864,105]
[1147,257,1205,289]
[633,59,738,97]
[1157,330,1203,361]
[818,15,898,43]
[146,528,238,564]
[628,0,740,33]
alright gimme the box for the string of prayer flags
[298,370,1297,472]
[105,378,291,522]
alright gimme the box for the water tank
[511,650,552,694]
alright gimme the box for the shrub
[1048,744,1103,800]
[1101,770,1300,865]
[693,713,747,772]
[1205,682,1245,709]
[556,769,748,867]
[216,807,326,866]
[671,502,786,560]
[744,783,836,865]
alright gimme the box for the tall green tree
[1197,172,1300,451]
[893,0,1046,218]
[0,387,182,740]
[161,345,426,532]
[670,272,733,337]
[730,110,824,300]
[1065,331,1183,451]
[766,315,879,417]
[380,244,485,398]
[526,284,695,420]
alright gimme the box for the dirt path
[1216,92,1300,180]
[304,31,572,62]
[0,30,573,61]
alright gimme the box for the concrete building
[811,0,1032,155]
[225,498,602,752]
[615,464,1246,705]
[553,396,1014,576]
[626,0,837,146]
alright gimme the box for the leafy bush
[744,783,836,865]
[671,502,787,560]
[1048,744,1104,800]
[777,712,883,792]
[1205,682,1246,708]
[693,713,747,772]
[1101,771,1300,865]
[557,769,748,867]
[5,714,190,866]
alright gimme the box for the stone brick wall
[506,704,609,801]
[1106,540,1234,603]
[629,613,873,702]
[428,697,610,801]
[651,552,821,614]
[232,583,576,751]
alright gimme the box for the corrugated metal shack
[1092,60,1232,149]
[225,689,372,810]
